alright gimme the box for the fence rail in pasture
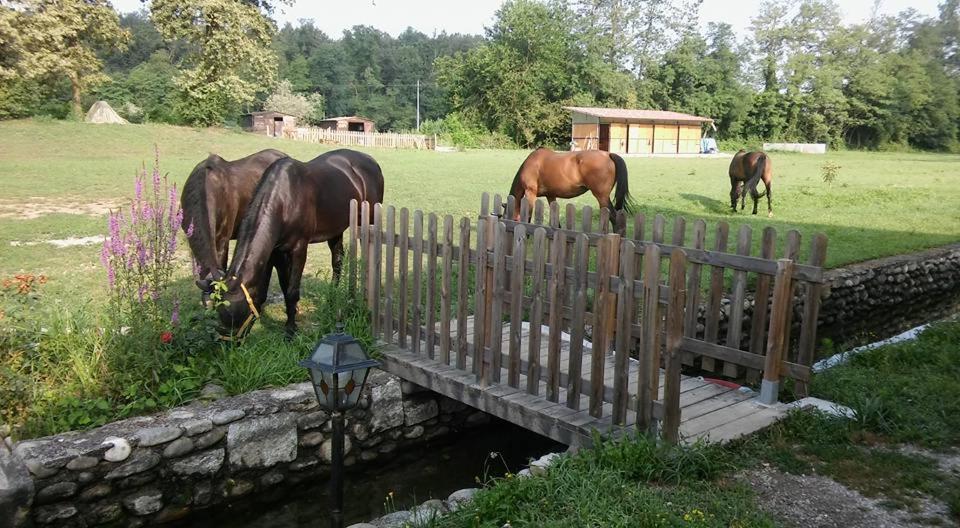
[348,195,828,445]
[287,127,436,150]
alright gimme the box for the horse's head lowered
[210,274,260,340]
[195,269,226,307]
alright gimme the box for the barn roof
[319,115,375,122]
[243,110,298,117]
[564,106,713,123]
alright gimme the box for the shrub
[421,113,516,149]
[264,79,325,124]
[821,161,841,185]
[99,149,186,328]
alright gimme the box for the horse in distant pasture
[181,149,287,287]
[506,148,633,231]
[728,149,773,217]
[214,149,384,337]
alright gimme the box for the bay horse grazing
[181,149,287,284]
[507,148,633,230]
[729,149,773,217]
[216,149,384,336]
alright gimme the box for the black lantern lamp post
[300,322,379,528]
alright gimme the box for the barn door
[598,124,610,152]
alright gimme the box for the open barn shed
[241,111,297,137]
[565,106,714,154]
[316,115,376,133]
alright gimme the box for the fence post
[760,259,795,405]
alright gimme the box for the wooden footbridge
[348,195,828,446]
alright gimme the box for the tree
[1,0,129,117]
[264,79,324,124]
[151,0,277,126]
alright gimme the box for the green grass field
[1,119,959,296]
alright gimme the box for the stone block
[135,427,182,447]
[105,451,160,480]
[36,481,77,504]
[228,413,297,470]
[79,483,112,502]
[300,431,324,447]
[163,437,194,459]
[34,503,77,524]
[122,488,163,516]
[368,379,404,433]
[65,456,98,471]
[0,443,34,528]
[446,488,478,511]
[170,449,224,477]
[297,411,329,431]
[403,397,438,426]
[319,436,353,464]
[211,409,245,426]
[181,418,213,436]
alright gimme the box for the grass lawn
[1,118,959,296]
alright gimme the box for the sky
[112,0,943,38]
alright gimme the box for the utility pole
[416,79,421,131]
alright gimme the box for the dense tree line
[0,0,957,151]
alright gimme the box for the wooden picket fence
[348,195,828,442]
[286,127,436,150]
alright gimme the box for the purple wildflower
[186,220,195,238]
[170,299,180,326]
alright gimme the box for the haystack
[85,101,128,124]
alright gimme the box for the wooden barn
[241,111,297,137]
[564,106,714,154]
[316,115,376,133]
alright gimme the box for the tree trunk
[70,73,82,119]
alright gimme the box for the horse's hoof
[767,212,774,218]
[284,326,297,340]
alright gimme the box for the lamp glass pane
[311,340,336,368]
[319,369,338,410]
[341,368,369,408]
[341,341,369,365]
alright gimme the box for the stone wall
[0,372,488,528]
[688,243,960,358]
[817,243,960,345]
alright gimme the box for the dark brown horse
[215,149,384,336]
[729,149,773,217]
[180,149,287,282]
[507,148,633,229]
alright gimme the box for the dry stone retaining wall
[0,371,488,528]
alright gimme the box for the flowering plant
[100,149,189,328]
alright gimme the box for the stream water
[172,419,563,527]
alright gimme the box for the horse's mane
[229,157,294,277]
[181,155,221,273]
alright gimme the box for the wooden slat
[534,200,544,225]
[370,204,382,338]
[360,200,370,306]
[566,234,589,410]
[488,221,507,384]
[398,208,410,347]
[684,220,706,340]
[473,214,488,379]
[599,208,610,234]
[724,225,752,377]
[440,215,453,364]
[349,199,358,296]
[425,214,438,358]
[546,228,566,402]
[526,228,547,395]
[549,201,560,228]
[796,233,827,396]
[505,195,516,222]
[637,244,661,431]
[383,206,396,344]
[748,227,776,379]
[764,259,795,387]
[456,217,471,370]
[508,225,527,387]
[652,214,665,243]
[681,338,810,382]
[612,240,636,425]
[670,217,689,366]
[581,205,593,233]
[663,249,687,444]
[519,198,530,224]
[633,212,645,242]
[411,210,424,355]
[782,230,802,362]
[702,222,729,372]
[590,234,619,418]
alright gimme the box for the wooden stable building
[240,111,298,137]
[316,115,376,133]
[565,106,713,154]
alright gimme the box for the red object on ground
[703,377,741,389]
[160,331,173,344]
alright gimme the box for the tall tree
[152,0,277,126]
[0,0,129,117]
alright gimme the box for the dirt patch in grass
[742,466,949,527]
[0,197,120,219]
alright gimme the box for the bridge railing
[348,194,827,443]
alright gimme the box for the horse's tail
[749,153,768,198]
[610,153,635,215]
[182,158,219,279]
